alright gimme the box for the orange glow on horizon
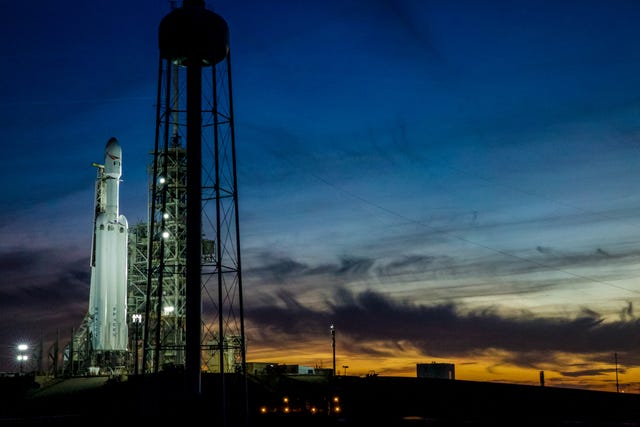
[246,341,640,393]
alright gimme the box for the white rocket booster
[88,137,129,352]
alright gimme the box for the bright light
[17,355,28,361]
[161,230,170,239]
[164,306,174,314]
[163,212,170,219]
[259,406,267,414]
[132,314,142,323]
[332,395,341,414]
[17,344,28,351]
[158,176,166,184]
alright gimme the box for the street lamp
[330,324,336,377]
[17,355,29,373]
[17,344,29,374]
[343,365,349,376]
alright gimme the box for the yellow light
[310,407,317,414]
[333,396,339,402]
[283,397,289,403]
[283,407,290,413]
[259,406,267,414]
[334,406,341,413]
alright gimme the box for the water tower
[141,0,246,409]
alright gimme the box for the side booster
[88,137,129,352]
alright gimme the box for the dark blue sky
[1,0,640,390]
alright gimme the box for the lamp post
[132,314,142,375]
[330,324,336,377]
[17,355,28,373]
[342,365,349,376]
[17,344,29,374]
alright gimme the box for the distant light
[17,355,28,361]
[162,230,170,239]
[17,344,28,352]
[163,212,170,219]
[158,176,166,185]
[132,314,142,323]
[164,306,174,314]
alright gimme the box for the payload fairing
[88,137,129,352]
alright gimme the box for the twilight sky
[2,0,640,392]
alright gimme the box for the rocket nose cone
[105,137,122,160]
[104,137,122,178]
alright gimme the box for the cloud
[244,287,640,378]
[0,247,89,370]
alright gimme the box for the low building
[246,362,278,376]
[246,362,318,376]
[417,362,455,380]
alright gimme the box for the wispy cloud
[245,287,640,378]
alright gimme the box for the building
[417,362,455,380]
[246,362,320,376]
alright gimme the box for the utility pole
[615,352,620,393]
[331,324,336,377]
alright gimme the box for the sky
[1,0,640,392]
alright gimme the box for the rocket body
[88,137,129,352]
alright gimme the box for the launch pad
[57,3,246,399]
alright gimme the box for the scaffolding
[142,140,188,372]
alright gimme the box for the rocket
[88,137,129,352]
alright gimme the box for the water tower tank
[158,0,229,66]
